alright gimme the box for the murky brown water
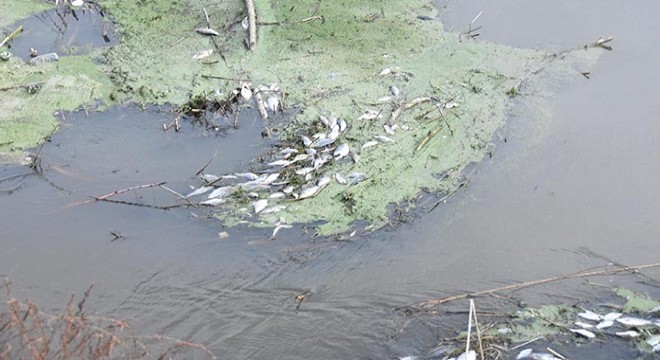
[2,1,659,359]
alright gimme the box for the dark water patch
[4,4,115,61]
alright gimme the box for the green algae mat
[0,0,601,234]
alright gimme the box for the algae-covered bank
[1,0,602,234]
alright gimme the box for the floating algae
[1,0,601,233]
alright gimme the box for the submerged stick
[471,300,485,360]
[254,89,269,121]
[0,25,23,48]
[245,0,257,50]
[417,262,660,308]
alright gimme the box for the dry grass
[0,281,215,359]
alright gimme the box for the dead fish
[305,148,317,156]
[445,101,459,109]
[241,16,249,30]
[319,115,331,128]
[196,27,220,36]
[379,68,392,75]
[299,185,320,199]
[577,310,603,322]
[351,152,360,164]
[268,159,292,167]
[240,84,253,101]
[267,96,280,112]
[269,192,286,199]
[615,330,640,338]
[313,138,337,148]
[516,349,533,359]
[383,124,396,135]
[305,173,313,181]
[595,320,614,329]
[261,205,286,214]
[603,312,622,321]
[301,135,312,147]
[327,126,340,140]
[201,174,220,182]
[272,221,292,237]
[338,118,347,132]
[357,109,381,121]
[296,167,314,175]
[334,143,349,159]
[254,199,268,213]
[375,135,393,143]
[200,198,225,206]
[390,85,400,96]
[235,172,259,180]
[207,186,233,199]
[569,328,596,339]
[616,316,653,327]
[282,185,295,194]
[361,140,379,149]
[377,96,392,103]
[347,172,366,185]
[291,154,310,162]
[186,186,212,198]
[192,49,213,60]
[317,175,331,188]
[313,157,328,169]
[530,353,560,360]
[313,132,327,140]
[328,117,338,129]
[247,192,260,198]
[574,321,594,329]
[334,173,348,184]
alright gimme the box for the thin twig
[202,7,226,64]
[258,15,324,26]
[201,74,250,82]
[417,262,660,308]
[471,300,485,360]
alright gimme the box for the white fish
[347,172,366,185]
[390,85,400,96]
[247,192,260,198]
[291,154,310,162]
[299,185,319,199]
[313,138,336,148]
[531,353,560,360]
[338,118,347,132]
[71,0,84,7]
[192,49,213,60]
[260,173,280,184]
[268,159,292,167]
[328,117,338,129]
[361,140,379,149]
[456,350,476,360]
[445,101,458,109]
[615,331,640,338]
[305,173,313,181]
[577,310,603,322]
[595,320,614,329]
[254,199,268,213]
[282,185,295,194]
[207,186,233,199]
[375,135,393,143]
[235,172,259,180]
[240,85,253,101]
[296,167,314,175]
[313,157,327,169]
[272,221,292,237]
[261,205,286,214]
[379,68,392,75]
[312,132,327,140]
[267,96,279,112]
[574,321,594,329]
[334,173,347,184]
[516,349,533,359]
[616,316,653,327]
[328,126,340,140]
[569,328,596,339]
[201,174,220,182]
[186,186,212,197]
[317,175,331,187]
[334,143,349,159]
[357,109,381,121]
[305,148,317,156]
[351,152,360,163]
[241,16,249,30]
[195,27,219,36]
[269,192,285,199]
[200,198,225,206]
[377,96,392,103]
[319,115,331,127]
[384,124,396,135]
[301,135,312,147]
[603,312,622,321]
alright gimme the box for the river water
[1,1,659,359]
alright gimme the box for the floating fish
[319,115,331,128]
[291,154,310,162]
[201,174,220,182]
[192,49,213,60]
[334,173,347,184]
[390,85,400,96]
[603,312,622,321]
[305,148,317,156]
[577,310,603,322]
[254,199,268,213]
[267,159,292,167]
[272,221,292,237]
[384,124,396,135]
[456,350,476,360]
[377,96,392,103]
[574,321,594,329]
[327,127,340,140]
[313,138,337,148]
[241,16,249,30]
[282,185,295,194]
[328,117,338,129]
[267,96,279,112]
[186,186,212,197]
[357,109,381,121]
[616,316,653,327]
[338,118,348,132]
[260,173,280,184]
[347,173,366,185]
[301,135,312,147]
[530,353,560,360]
[615,331,640,338]
[200,198,225,206]
[379,68,392,75]
[375,135,393,143]
[334,143,349,159]
[280,148,298,156]
[240,84,253,101]
[299,185,320,199]
[207,186,233,199]
[516,349,533,359]
[595,320,614,329]
[317,175,331,188]
[312,132,327,140]
[313,157,328,169]
[195,27,220,36]
[262,205,286,214]
[296,167,314,175]
[570,328,596,339]
[361,140,379,149]
[247,192,260,198]
[269,192,285,199]
[235,172,259,180]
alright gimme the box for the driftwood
[417,262,660,308]
[0,25,23,48]
[245,0,257,50]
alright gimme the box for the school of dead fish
[184,83,410,235]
